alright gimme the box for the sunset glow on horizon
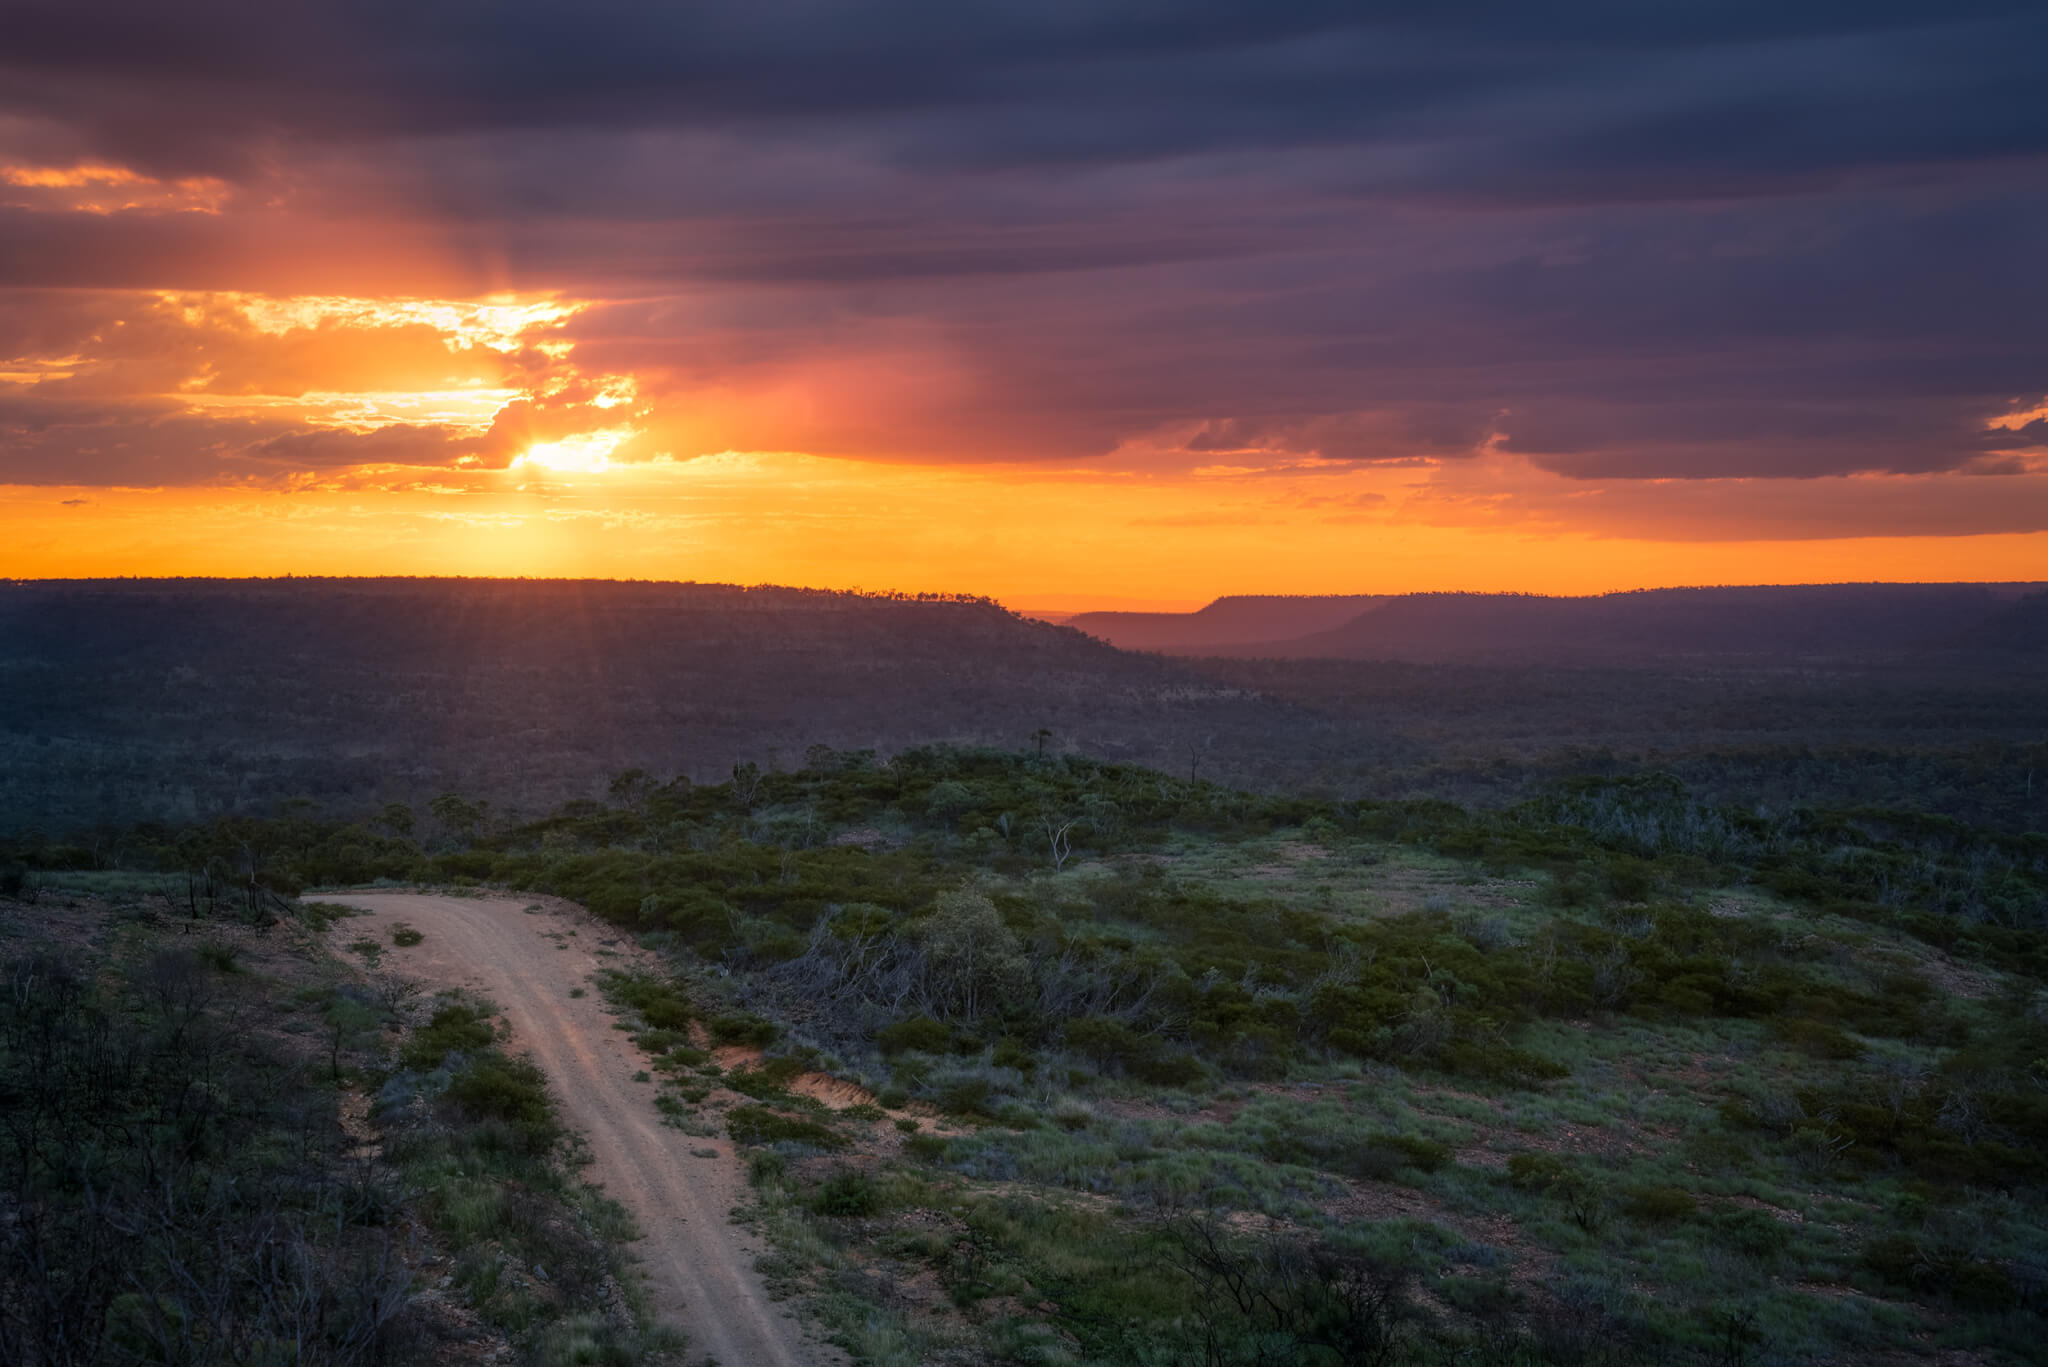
[3,5,2044,605]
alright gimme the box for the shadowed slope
[1174,584,2048,661]
[1067,595,1384,652]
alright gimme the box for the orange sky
[7,6,2048,606]
[5,431,2045,610]
[3,246,2043,609]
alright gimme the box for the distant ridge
[1079,583,2048,662]
[1942,590,2048,653]
[0,577,1304,831]
[1066,595,1384,652]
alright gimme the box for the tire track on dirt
[331,891,834,1367]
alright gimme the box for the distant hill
[0,579,1304,831]
[1118,584,2048,662]
[1943,590,2048,653]
[3,578,2042,837]
[1067,595,1384,651]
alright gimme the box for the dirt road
[330,891,832,1367]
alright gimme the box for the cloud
[0,0,2041,516]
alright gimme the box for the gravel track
[331,891,833,1367]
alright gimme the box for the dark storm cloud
[7,2,2041,179]
[1,0,2044,499]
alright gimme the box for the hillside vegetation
[0,579,1280,832]
[0,886,675,1365]
[3,579,2043,839]
[12,746,2046,1364]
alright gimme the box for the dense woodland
[6,744,2046,1363]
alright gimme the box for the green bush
[935,1077,994,1116]
[444,1054,558,1153]
[726,1105,846,1150]
[991,1038,1036,1073]
[1770,1015,1864,1060]
[1620,1184,1697,1223]
[299,900,357,930]
[403,1001,496,1068]
[707,1013,777,1046]
[1505,1153,1571,1192]
[389,922,424,947]
[904,1134,951,1163]
[1130,1049,1206,1087]
[1370,1132,1451,1174]
[726,1056,806,1099]
[605,972,693,1030]
[1710,1206,1790,1261]
[632,1027,690,1054]
[877,1015,953,1056]
[811,1169,883,1217]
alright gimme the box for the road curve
[330,891,832,1367]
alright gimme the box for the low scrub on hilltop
[9,745,2047,1364]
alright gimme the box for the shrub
[934,1077,994,1117]
[726,1105,846,1150]
[991,1038,1036,1074]
[904,1134,951,1163]
[632,1028,690,1054]
[1506,1153,1571,1192]
[299,900,357,930]
[1066,1015,1205,1085]
[605,972,693,1030]
[403,1001,496,1068]
[1506,1152,1607,1230]
[726,1056,806,1099]
[444,1055,557,1153]
[707,1013,777,1047]
[1439,1039,1569,1087]
[1710,1206,1790,1261]
[1620,1184,1697,1223]
[1369,1132,1451,1174]
[811,1169,882,1217]
[877,1015,953,1056]
[1130,1050,1206,1087]
[1771,1015,1864,1060]
[1265,1130,1449,1182]
[389,922,424,947]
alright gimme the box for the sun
[513,428,633,474]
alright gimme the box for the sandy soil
[330,891,836,1367]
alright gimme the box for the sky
[2,1,2044,608]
